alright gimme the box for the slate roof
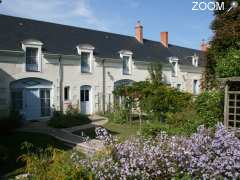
[0,14,205,67]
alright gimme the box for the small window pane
[237,108,240,114]
[236,121,240,128]
[81,90,84,102]
[229,94,235,100]
[81,52,90,73]
[229,121,234,127]
[229,115,234,120]
[85,90,89,101]
[229,108,234,114]
[229,101,234,106]
[237,101,240,107]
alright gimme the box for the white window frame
[119,50,133,75]
[169,57,179,77]
[192,54,199,67]
[22,39,43,72]
[193,79,200,95]
[77,44,95,73]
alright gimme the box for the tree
[204,0,240,88]
[148,63,162,85]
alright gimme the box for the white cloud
[0,0,108,30]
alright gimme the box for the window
[81,52,90,73]
[123,56,130,75]
[26,47,39,72]
[40,89,51,117]
[64,86,70,101]
[171,62,177,77]
[80,89,89,102]
[193,80,200,95]
[169,57,179,77]
[177,84,181,90]
[192,54,199,67]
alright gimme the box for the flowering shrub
[81,123,240,179]
[95,127,113,144]
[19,124,240,179]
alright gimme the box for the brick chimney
[135,21,143,43]
[161,32,168,48]
[200,39,208,51]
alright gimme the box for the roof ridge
[0,14,200,51]
[0,14,136,39]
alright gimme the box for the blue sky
[0,0,214,49]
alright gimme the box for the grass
[103,121,142,140]
[73,121,144,140]
[73,121,143,141]
[0,132,70,177]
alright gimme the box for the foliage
[106,105,129,124]
[140,83,192,121]
[80,124,240,179]
[48,106,91,128]
[19,142,90,180]
[114,81,192,122]
[195,90,224,127]
[148,63,162,85]
[0,132,69,176]
[204,0,240,88]
[216,48,240,77]
[142,105,203,137]
[0,111,22,134]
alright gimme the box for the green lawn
[73,121,142,140]
[103,121,143,140]
[0,132,70,176]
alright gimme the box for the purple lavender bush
[80,123,240,179]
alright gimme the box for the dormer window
[26,47,39,72]
[119,50,133,75]
[169,57,179,77]
[123,56,130,75]
[22,39,43,72]
[81,52,90,73]
[77,44,94,73]
[192,54,199,67]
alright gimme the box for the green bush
[216,48,240,78]
[48,107,91,128]
[19,142,91,179]
[107,105,129,124]
[142,105,202,136]
[0,111,22,134]
[195,90,224,127]
[140,83,192,121]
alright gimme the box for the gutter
[58,55,63,112]
[102,59,106,114]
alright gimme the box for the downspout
[59,55,63,112]
[102,59,106,114]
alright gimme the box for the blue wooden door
[24,89,41,120]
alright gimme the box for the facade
[0,15,205,120]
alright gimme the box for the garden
[1,0,240,178]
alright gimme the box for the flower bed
[78,123,240,179]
